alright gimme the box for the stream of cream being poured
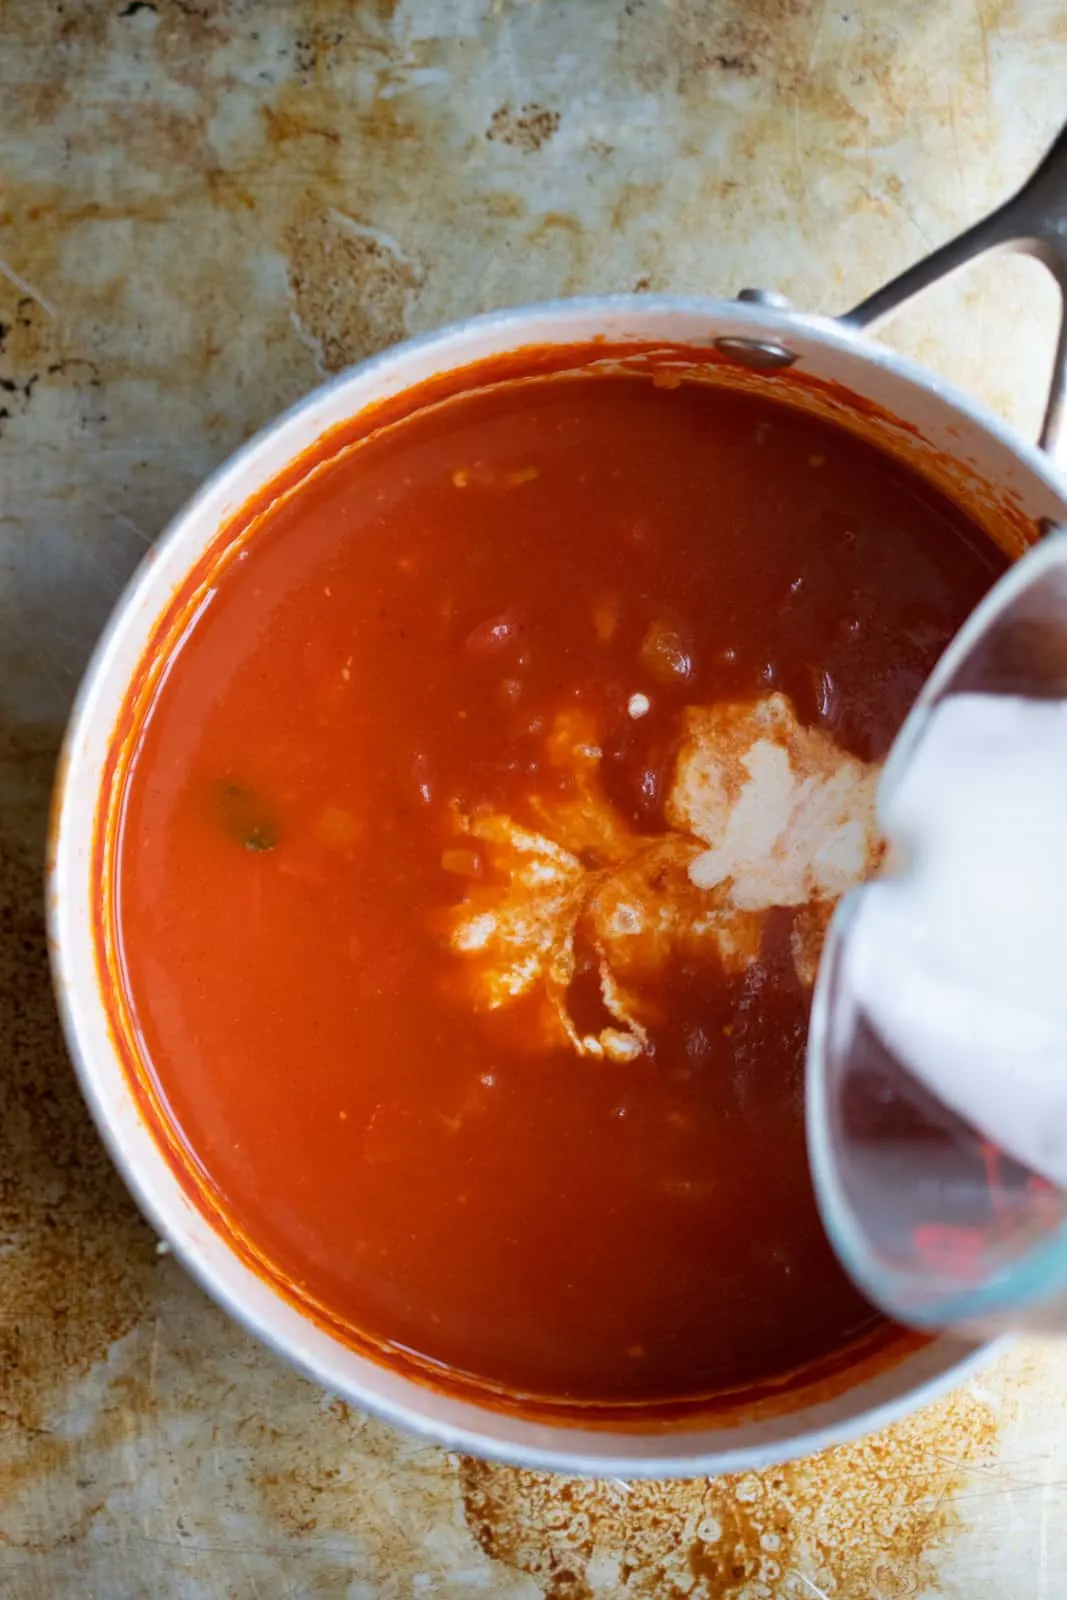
[839,691,1067,1187]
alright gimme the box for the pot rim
[49,291,1052,1474]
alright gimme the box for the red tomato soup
[108,361,1007,1409]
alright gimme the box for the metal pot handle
[841,120,1067,463]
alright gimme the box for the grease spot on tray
[487,103,561,154]
[285,209,425,372]
[460,1380,998,1598]
[0,815,157,1442]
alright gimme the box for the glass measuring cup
[805,113,1067,1340]
[807,531,1067,1336]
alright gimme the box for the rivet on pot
[714,336,798,371]
[736,287,793,311]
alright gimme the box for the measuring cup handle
[840,120,1067,464]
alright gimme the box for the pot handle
[840,120,1067,465]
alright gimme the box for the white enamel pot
[49,127,1067,1476]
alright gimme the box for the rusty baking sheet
[2,2,1067,1596]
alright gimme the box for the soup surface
[110,362,1007,1407]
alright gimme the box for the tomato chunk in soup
[111,364,1007,1406]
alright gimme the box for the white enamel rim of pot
[48,293,1067,1477]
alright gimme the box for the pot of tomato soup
[51,130,1067,1474]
